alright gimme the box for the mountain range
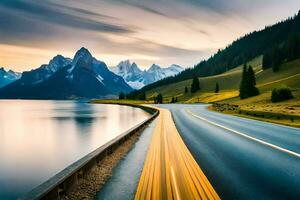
[110,60,183,89]
[0,48,132,99]
[0,67,21,88]
[0,48,182,99]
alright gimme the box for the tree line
[262,32,300,72]
[119,90,146,100]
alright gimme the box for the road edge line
[186,109,300,159]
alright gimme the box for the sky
[0,0,299,71]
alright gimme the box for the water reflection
[74,102,95,123]
[0,100,150,199]
[53,102,97,133]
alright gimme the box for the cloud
[0,0,133,33]
[0,0,299,71]
[113,0,170,18]
[45,1,119,20]
[0,8,55,44]
[111,0,231,19]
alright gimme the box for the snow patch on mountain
[0,67,21,88]
[110,61,183,89]
[96,74,104,84]
[127,80,145,89]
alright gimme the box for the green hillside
[143,58,300,127]
[145,56,258,100]
[145,58,300,104]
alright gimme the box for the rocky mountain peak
[73,47,93,64]
[47,55,71,72]
[148,64,161,72]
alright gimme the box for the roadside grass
[91,99,153,105]
[223,90,300,116]
[219,109,300,128]
[185,91,239,103]
[215,90,300,128]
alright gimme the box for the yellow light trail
[135,107,220,200]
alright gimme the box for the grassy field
[146,56,263,101]
[146,57,300,103]
[185,91,239,104]
[221,59,300,113]
[145,57,300,127]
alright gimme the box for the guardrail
[21,104,158,200]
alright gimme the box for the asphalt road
[135,107,220,200]
[159,104,300,200]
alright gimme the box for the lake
[0,100,150,199]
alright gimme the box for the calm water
[0,100,150,199]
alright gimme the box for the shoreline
[62,129,145,200]
[21,102,158,200]
[59,103,157,200]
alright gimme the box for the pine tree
[155,94,163,104]
[191,77,200,93]
[271,46,282,72]
[239,64,248,99]
[247,65,259,96]
[119,92,125,99]
[287,33,300,61]
[262,51,272,70]
[139,92,146,100]
[185,86,188,93]
[247,66,256,86]
[153,96,157,104]
[171,97,175,103]
[215,83,219,93]
[239,64,259,99]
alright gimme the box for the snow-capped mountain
[0,67,21,88]
[21,55,72,85]
[0,48,132,99]
[110,60,145,89]
[110,61,183,89]
[164,64,184,76]
[110,60,142,81]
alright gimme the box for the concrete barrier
[21,104,158,200]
